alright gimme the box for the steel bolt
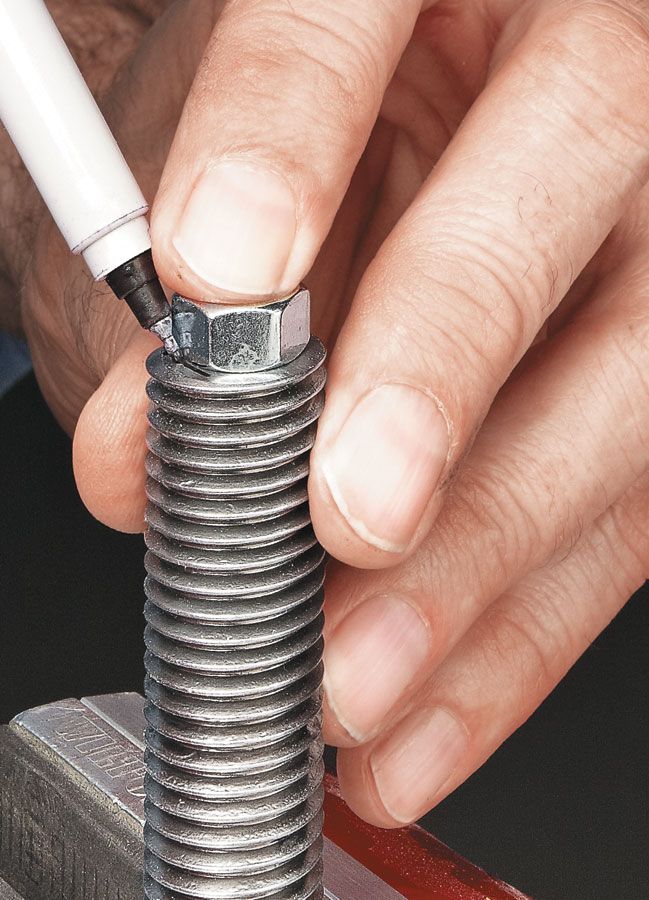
[142,290,326,899]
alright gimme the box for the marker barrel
[0,0,151,279]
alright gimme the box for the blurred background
[1,341,647,900]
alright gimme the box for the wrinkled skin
[5,0,649,826]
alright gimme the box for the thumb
[151,0,421,301]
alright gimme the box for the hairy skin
[3,0,649,828]
[0,1,170,331]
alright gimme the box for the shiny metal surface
[323,841,405,900]
[173,289,310,372]
[0,878,24,900]
[13,696,146,822]
[0,876,21,900]
[143,321,327,899]
[9,693,405,899]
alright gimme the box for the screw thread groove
[143,341,326,900]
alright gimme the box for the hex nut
[172,288,311,373]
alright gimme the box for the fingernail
[324,596,430,741]
[321,385,448,552]
[172,160,297,295]
[370,707,469,823]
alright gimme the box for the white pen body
[0,0,150,278]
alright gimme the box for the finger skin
[335,473,649,827]
[73,330,156,533]
[321,212,649,747]
[151,0,421,302]
[22,4,213,530]
[309,0,649,567]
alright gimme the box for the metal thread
[142,339,326,900]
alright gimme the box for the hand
[13,0,649,826]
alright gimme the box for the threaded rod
[142,339,326,900]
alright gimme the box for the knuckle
[410,208,562,349]
[610,330,649,434]
[542,1,649,131]
[468,466,546,562]
[284,7,391,143]
[286,0,399,96]
[586,0,649,53]
[493,0,649,194]
[287,46,368,145]
[372,228,534,405]
[477,594,570,698]
[433,234,533,362]
[551,0,649,61]
[453,448,576,581]
[218,1,388,145]
[606,481,649,584]
[588,270,649,454]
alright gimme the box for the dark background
[1,373,647,900]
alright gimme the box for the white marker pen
[0,0,179,355]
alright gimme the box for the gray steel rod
[142,311,326,899]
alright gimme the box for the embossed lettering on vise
[13,697,146,820]
[11,693,405,900]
